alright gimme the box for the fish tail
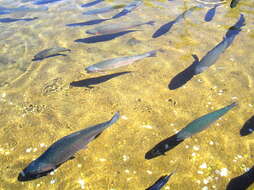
[108,112,120,125]
[228,102,238,109]
[146,50,158,57]
[146,20,155,26]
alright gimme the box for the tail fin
[146,50,158,57]
[146,20,155,26]
[108,112,120,125]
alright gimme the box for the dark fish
[85,50,157,73]
[70,71,131,88]
[204,5,219,22]
[194,14,245,74]
[81,0,104,8]
[176,102,237,141]
[33,0,63,5]
[111,0,142,19]
[74,30,138,44]
[226,166,254,190]
[230,0,241,8]
[83,5,125,15]
[146,172,175,190]
[0,17,38,23]
[66,19,110,27]
[33,47,71,61]
[0,5,48,15]
[18,112,120,181]
[152,6,199,38]
[86,20,155,35]
[240,116,254,136]
[145,134,183,160]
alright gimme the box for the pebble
[121,115,128,120]
[142,125,153,129]
[220,168,228,176]
[202,186,208,190]
[193,145,200,151]
[123,155,129,161]
[147,170,152,175]
[77,164,82,168]
[26,148,32,153]
[99,158,106,162]
[50,179,56,184]
[125,169,130,174]
[209,141,214,145]
[203,179,209,184]
[200,163,207,169]
[78,179,85,189]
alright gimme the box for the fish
[230,0,241,8]
[152,6,199,38]
[0,17,38,23]
[86,20,155,35]
[194,14,245,74]
[33,0,63,5]
[85,50,158,73]
[111,0,142,19]
[18,112,120,181]
[204,5,219,22]
[81,0,104,8]
[33,47,71,61]
[240,116,254,136]
[146,172,175,190]
[176,102,237,141]
[83,5,125,15]
[0,5,48,15]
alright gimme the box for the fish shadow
[240,116,254,136]
[111,9,130,19]
[32,54,67,61]
[0,17,38,23]
[226,166,254,190]
[66,18,109,27]
[152,20,175,38]
[145,134,184,160]
[70,71,131,88]
[33,0,63,5]
[74,30,138,44]
[168,54,199,90]
[81,0,104,8]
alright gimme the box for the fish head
[86,29,98,35]
[18,160,54,181]
[85,66,100,73]
[145,148,163,160]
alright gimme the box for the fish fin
[94,132,102,139]
[69,156,75,160]
[147,50,158,57]
[146,21,155,26]
[108,112,120,125]
[97,14,107,19]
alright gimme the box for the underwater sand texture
[0,0,254,189]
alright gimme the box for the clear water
[0,0,253,189]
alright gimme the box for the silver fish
[86,20,155,35]
[85,50,158,73]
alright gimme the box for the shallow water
[0,0,254,189]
